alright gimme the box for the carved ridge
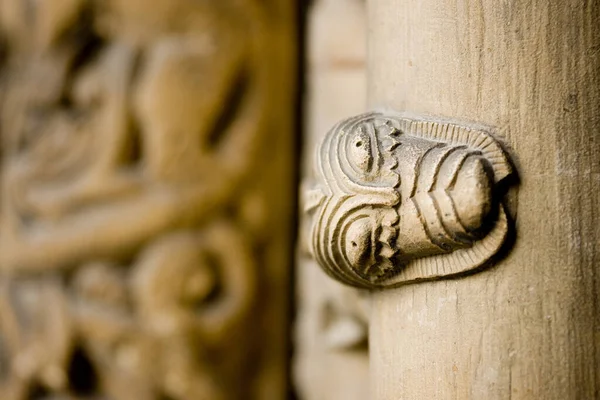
[307,111,515,289]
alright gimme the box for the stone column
[368,0,599,399]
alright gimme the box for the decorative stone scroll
[0,0,294,399]
[306,111,515,289]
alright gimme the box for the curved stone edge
[379,204,509,288]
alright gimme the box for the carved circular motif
[307,112,515,289]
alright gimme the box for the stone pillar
[295,0,370,399]
[368,0,599,399]
[0,1,296,399]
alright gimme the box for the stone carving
[306,111,514,289]
[0,0,294,399]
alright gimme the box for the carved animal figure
[308,112,514,288]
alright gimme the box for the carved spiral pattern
[307,112,514,289]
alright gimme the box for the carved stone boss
[306,112,514,289]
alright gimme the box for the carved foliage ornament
[306,112,514,289]
[0,0,292,399]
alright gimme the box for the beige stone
[308,111,513,288]
[294,0,370,398]
[0,0,296,399]
[304,0,599,399]
[367,0,599,399]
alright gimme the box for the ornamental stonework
[306,112,515,289]
[0,1,295,399]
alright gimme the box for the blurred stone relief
[0,0,295,399]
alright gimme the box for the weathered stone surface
[367,0,599,399]
[294,0,370,398]
[308,111,514,289]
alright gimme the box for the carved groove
[306,111,515,289]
